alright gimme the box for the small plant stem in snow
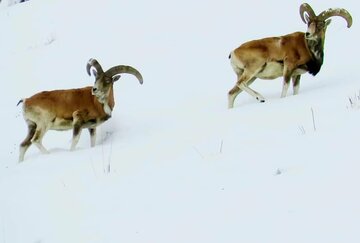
[298,125,306,135]
[193,146,204,159]
[102,142,105,174]
[275,169,282,176]
[60,179,67,188]
[347,90,360,109]
[349,97,354,106]
[107,137,113,174]
[311,107,316,132]
[219,139,224,154]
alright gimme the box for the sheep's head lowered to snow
[227,3,352,109]
[18,58,143,162]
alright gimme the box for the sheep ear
[112,74,121,82]
[325,19,332,27]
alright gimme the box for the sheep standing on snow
[18,58,143,162]
[228,3,352,108]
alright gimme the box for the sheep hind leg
[228,71,244,109]
[19,121,37,162]
[237,73,264,102]
[238,82,264,102]
[32,126,49,155]
[228,74,262,108]
[228,67,259,108]
[228,85,243,109]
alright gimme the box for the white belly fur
[257,62,307,80]
[256,62,284,79]
[50,118,104,131]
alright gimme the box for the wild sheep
[18,58,143,162]
[228,3,352,108]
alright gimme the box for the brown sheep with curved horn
[18,58,143,162]
[228,3,352,108]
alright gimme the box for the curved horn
[300,3,316,24]
[318,8,353,28]
[86,58,104,76]
[105,65,143,84]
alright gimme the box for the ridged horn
[318,8,353,28]
[105,65,143,84]
[300,3,316,24]
[86,58,104,76]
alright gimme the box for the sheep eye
[317,22,324,29]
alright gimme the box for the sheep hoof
[256,97,265,103]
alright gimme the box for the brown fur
[23,86,114,122]
[233,32,311,67]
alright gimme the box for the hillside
[0,1,359,242]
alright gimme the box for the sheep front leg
[89,128,96,147]
[292,75,301,95]
[281,66,295,98]
[281,79,290,98]
[70,110,88,151]
[71,124,83,151]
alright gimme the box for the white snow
[0,0,359,242]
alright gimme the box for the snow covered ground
[0,0,359,242]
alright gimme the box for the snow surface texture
[0,0,359,242]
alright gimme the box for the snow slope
[0,0,359,242]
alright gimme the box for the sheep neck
[94,85,115,117]
[305,33,324,76]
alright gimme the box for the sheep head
[300,3,352,37]
[86,58,143,103]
